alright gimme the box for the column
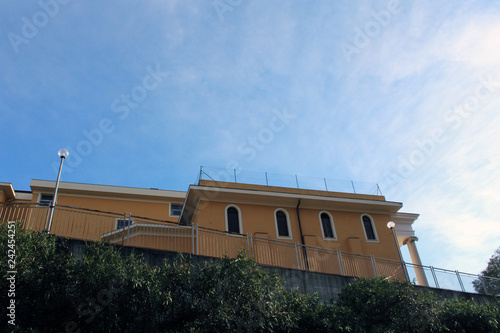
[404,237,429,287]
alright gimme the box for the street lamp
[387,221,409,282]
[46,148,69,233]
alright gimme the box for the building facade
[0,176,427,285]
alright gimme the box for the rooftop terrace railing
[198,166,383,196]
[1,202,498,296]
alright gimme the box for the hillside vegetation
[1,224,499,332]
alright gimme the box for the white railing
[1,203,498,296]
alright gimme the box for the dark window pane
[227,207,240,234]
[363,216,376,240]
[39,194,54,206]
[170,203,183,216]
[321,213,335,238]
[116,219,131,230]
[276,211,289,237]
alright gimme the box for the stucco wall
[193,199,401,261]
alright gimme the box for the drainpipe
[296,200,309,270]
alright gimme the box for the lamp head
[387,221,396,229]
[58,148,69,159]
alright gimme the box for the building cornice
[0,183,15,201]
[390,212,419,246]
[30,179,186,202]
[180,182,403,225]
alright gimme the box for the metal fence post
[121,212,126,245]
[246,233,250,254]
[337,251,345,276]
[371,255,378,277]
[456,271,466,292]
[191,224,195,255]
[430,266,440,289]
[195,224,199,255]
[294,243,301,270]
[249,234,253,258]
[126,213,132,246]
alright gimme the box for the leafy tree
[436,298,500,333]
[473,247,500,295]
[2,224,500,332]
[155,252,296,332]
[277,290,345,333]
[1,223,78,332]
[337,277,441,333]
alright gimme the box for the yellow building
[0,175,427,285]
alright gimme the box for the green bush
[154,253,290,332]
[436,298,500,333]
[1,223,77,332]
[2,225,499,332]
[337,277,441,333]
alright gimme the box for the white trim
[15,192,33,201]
[224,204,243,234]
[360,213,379,242]
[390,212,419,246]
[318,211,337,241]
[274,208,292,239]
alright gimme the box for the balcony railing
[1,202,498,296]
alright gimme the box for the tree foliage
[1,224,499,332]
[337,277,441,332]
[473,247,500,295]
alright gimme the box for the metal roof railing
[198,166,383,196]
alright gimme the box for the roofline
[30,179,186,200]
[179,183,403,225]
[198,179,386,201]
[0,183,15,201]
[189,184,402,209]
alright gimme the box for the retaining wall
[62,238,497,304]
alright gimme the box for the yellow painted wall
[193,200,301,243]
[18,187,401,269]
[31,192,181,222]
[192,200,400,261]
[27,192,183,243]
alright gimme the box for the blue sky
[1,0,499,275]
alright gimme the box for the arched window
[361,214,378,241]
[319,211,336,240]
[225,205,242,234]
[275,209,291,238]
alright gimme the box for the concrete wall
[263,265,355,302]
[62,238,497,304]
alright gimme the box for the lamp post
[46,148,69,233]
[387,221,409,282]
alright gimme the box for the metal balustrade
[1,203,498,296]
